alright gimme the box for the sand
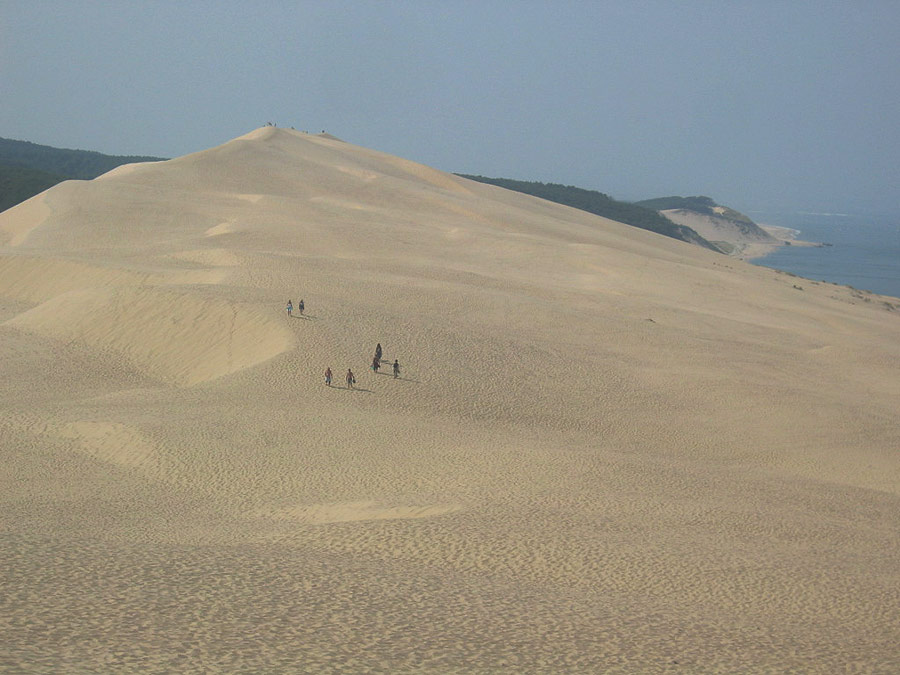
[659,208,825,260]
[1,127,898,672]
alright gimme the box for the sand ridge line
[0,192,54,246]
[254,500,464,525]
[6,285,295,386]
[54,420,158,471]
[2,413,162,475]
[0,255,156,304]
[166,248,244,268]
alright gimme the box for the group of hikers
[323,344,399,389]
[370,342,400,379]
[287,300,400,388]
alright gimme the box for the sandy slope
[1,127,898,672]
[659,208,781,260]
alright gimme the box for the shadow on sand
[372,371,418,383]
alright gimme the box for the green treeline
[458,175,720,251]
[0,164,67,213]
[634,195,718,213]
[0,137,165,180]
[635,195,755,226]
[0,136,166,214]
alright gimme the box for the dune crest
[0,255,152,303]
[0,191,53,246]
[7,286,294,386]
[257,501,464,525]
[168,248,243,267]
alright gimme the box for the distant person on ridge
[346,369,356,389]
[298,299,305,315]
[324,367,332,386]
[392,359,400,379]
[286,300,293,317]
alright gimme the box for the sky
[1,1,898,215]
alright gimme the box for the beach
[752,211,900,299]
[2,128,899,672]
[741,224,822,260]
[659,207,822,261]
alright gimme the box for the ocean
[747,211,900,300]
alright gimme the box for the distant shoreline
[737,224,822,260]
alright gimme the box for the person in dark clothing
[346,369,356,389]
[392,359,400,379]
[374,343,382,361]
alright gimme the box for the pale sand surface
[660,209,822,260]
[2,128,899,672]
[742,224,823,260]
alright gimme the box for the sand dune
[0,188,53,246]
[1,127,898,672]
[8,286,294,386]
[660,207,780,258]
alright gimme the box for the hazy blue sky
[2,1,898,214]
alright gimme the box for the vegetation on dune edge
[458,174,721,252]
[635,195,756,226]
[0,137,166,181]
[0,163,68,213]
[0,137,167,214]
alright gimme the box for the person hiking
[392,359,400,379]
[286,300,293,317]
[298,299,305,315]
[374,343,382,361]
[346,368,356,389]
[372,356,381,373]
[324,367,332,386]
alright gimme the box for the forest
[0,137,166,214]
[458,175,719,250]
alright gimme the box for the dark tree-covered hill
[0,137,165,180]
[0,137,167,213]
[635,195,719,213]
[458,175,721,252]
[0,163,67,213]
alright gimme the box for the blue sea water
[747,211,900,300]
